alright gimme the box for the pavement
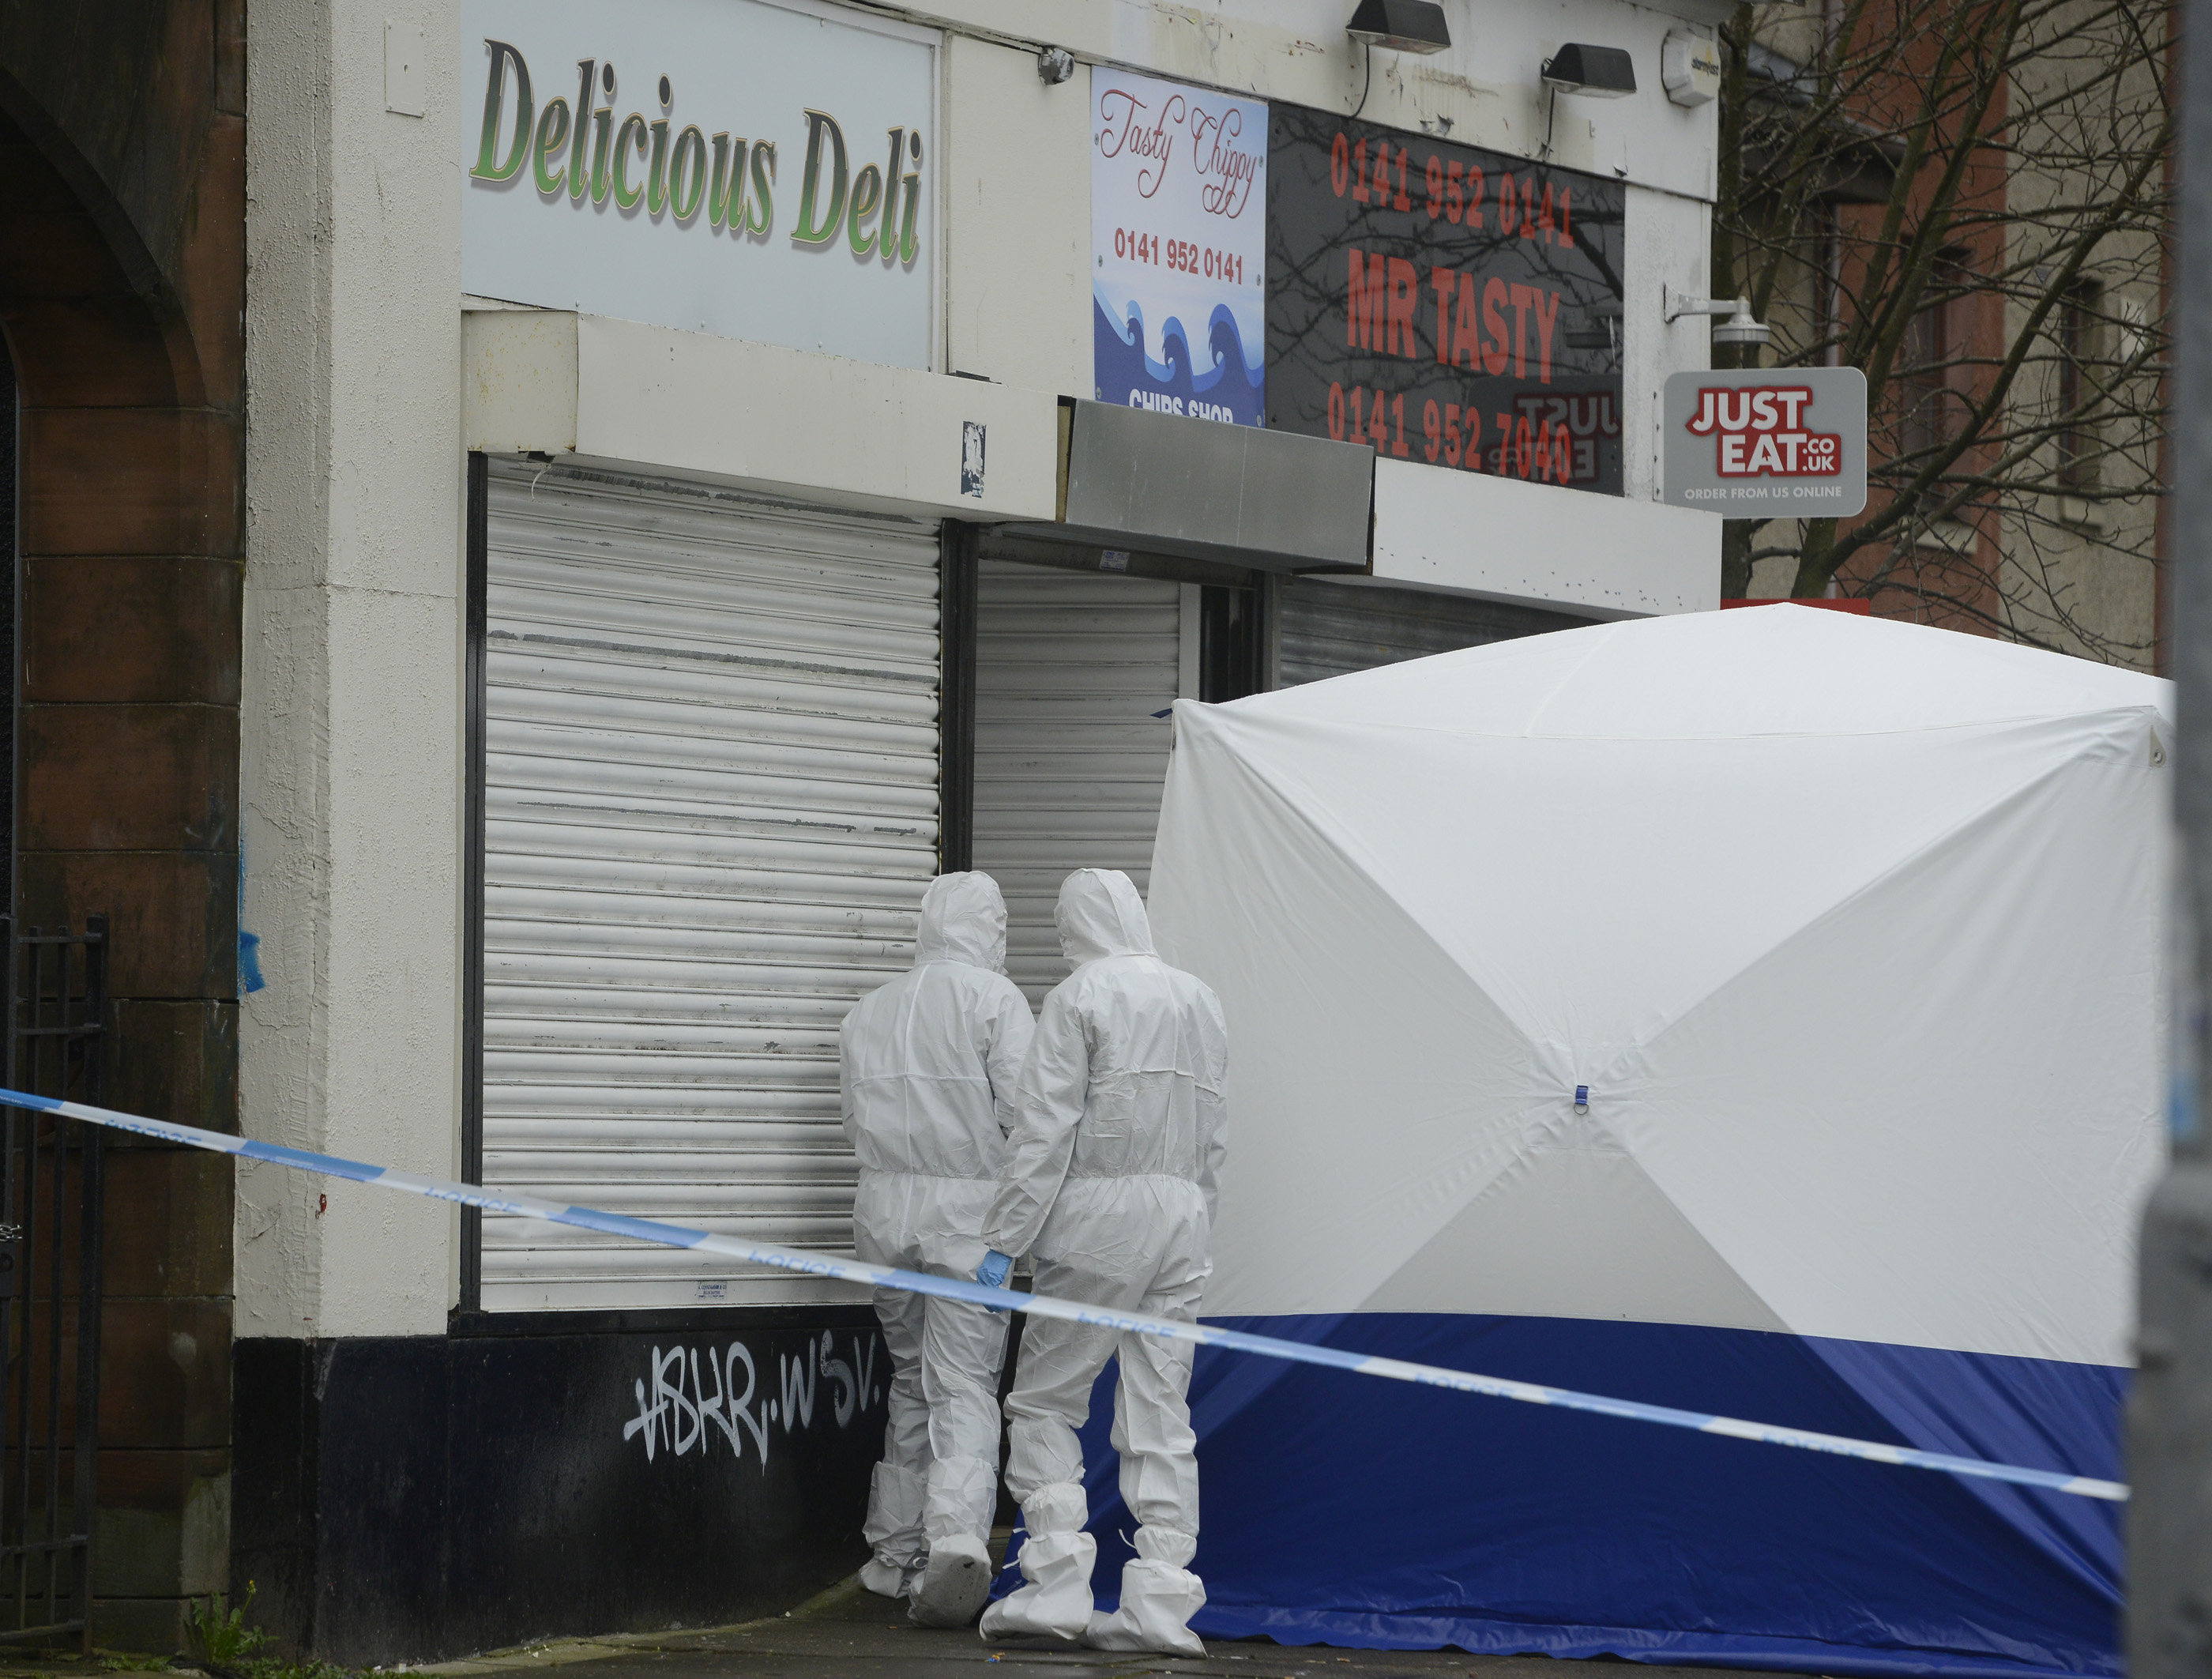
[410,1572,1800,1679]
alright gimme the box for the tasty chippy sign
[1091,68,1269,427]
[1662,367,1868,517]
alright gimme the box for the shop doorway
[969,554,1260,1003]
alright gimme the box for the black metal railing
[0,917,107,1650]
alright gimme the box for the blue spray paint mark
[238,845,266,994]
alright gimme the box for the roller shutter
[1274,577,1589,687]
[477,461,940,1311]
[972,560,1192,1003]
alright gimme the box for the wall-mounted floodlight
[1037,46,1076,85]
[1347,0,1452,54]
[1541,43,1638,97]
[1665,285,1773,348]
[1710,310,1771,348]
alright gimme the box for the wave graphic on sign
[1094,290,1263,425]
[1095,283,1264,383]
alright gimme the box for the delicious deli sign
[460,0,936,370]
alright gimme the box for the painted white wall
[942,36,1093,393]
[241,0,463,1339]
[882,0,1719,202]
[1622,182,1713,501]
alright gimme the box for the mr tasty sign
[1266,110,1627,496]
[461,0,935,371]
[1662,367,1868,518]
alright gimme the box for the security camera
[1038,46,1076,85]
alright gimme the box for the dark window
[1900,249,1970,461]
[1,335,13,919]
[1198,585,1262,702]
[2058,279,2104,494]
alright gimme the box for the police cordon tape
[15,1085,2128,1504]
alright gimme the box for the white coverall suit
[976,869,1228,1656]
[842,872,1036,1625]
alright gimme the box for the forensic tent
[1115,605,2165,1677]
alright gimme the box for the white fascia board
[576,316,1058,521]
[461,310,1059,521]
[463,308,580,454]
[1370,454,1720,617]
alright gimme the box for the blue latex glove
[976,1249,1014,1308]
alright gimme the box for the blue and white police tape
[12,1084,2127,1504]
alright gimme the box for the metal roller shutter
[1275,577,1589,687]
[972,560,1192,1003]
[478,461,941,1311]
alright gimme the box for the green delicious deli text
[470,39,924,263]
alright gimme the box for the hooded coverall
[976,869,1229,1656]
[841,872,1035,1623]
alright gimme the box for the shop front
[233,0,1724,1660]
[236,2,1036,1654]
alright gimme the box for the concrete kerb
[401,1574,883,1675]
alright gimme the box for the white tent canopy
[1130,604,2164,1671]
[1153,603,2168,1370]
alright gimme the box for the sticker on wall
[961,421,986,498]
[1092,69,1267,427]
[461,0,936,371]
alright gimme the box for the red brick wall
[0,0,244,1647]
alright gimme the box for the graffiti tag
[622,1331,880,1468]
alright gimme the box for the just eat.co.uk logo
[1684,385,1842,478]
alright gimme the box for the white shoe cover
[863,1460,927,1572]
[976,1484,1093,1643]
[908,1535,993,1628]
[924,1454,1001,1551]
[858,1556,909,1598]
[1081,1559,1206,1655]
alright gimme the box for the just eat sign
[1662,367,1868,518]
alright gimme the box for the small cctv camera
[1038,46,1076,85]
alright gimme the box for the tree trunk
[1793,517,1840,599]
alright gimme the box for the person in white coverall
[972,868,1228,1657]
[841,872,1035,1628]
